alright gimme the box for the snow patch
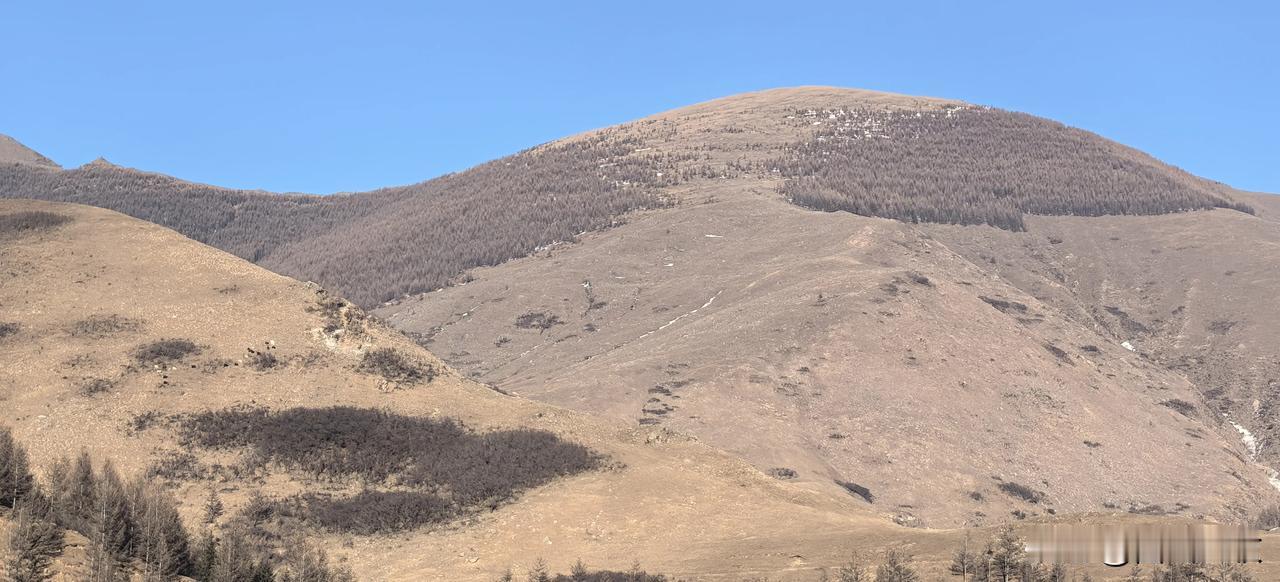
[1229,419,1280,493]
[636,290,723,341]
[1231,420,1259,458]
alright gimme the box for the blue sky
[3,1,1277,194]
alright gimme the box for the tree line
[1,105,1257,308]
[0,128,681,307]
[0,426,353,581]
[771,107,1254,231]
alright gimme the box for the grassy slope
[0,199,940,580]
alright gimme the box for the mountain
[0,134,60,168]
[1,199,980,580]
[0,87,1253,307]
[0,132,673,306]
[374,173,1276,528]
[364,88,1277,527]
[3,87,1277,531]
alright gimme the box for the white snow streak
[636,290,723,341]
[1229,419,1280,493]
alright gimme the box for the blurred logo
[1026,524,1261,566]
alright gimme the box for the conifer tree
[949,534,977,581]
[874,548,918,582]
[3,493,64,582]
[988,527,1026,582]
[129,477,193,580]
[0,428,34,508]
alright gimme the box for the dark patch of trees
[0,426,354,581]
[0,210,71,241]
[0,130,677,306]
[174,406,602,533]
[773,107,1254,231]
[43,452,192,580]
[302,491,452,536]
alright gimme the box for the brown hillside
[0,87,1253,306]
[3,200,1276,580]
[359,88,1279,529]
[376,175,1280,528]
[0,134,59,169]
[0,199,965,581]
[923,204,1280,473]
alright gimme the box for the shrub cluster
[837,480,874,503]
[980,296,1029,314]
[356,347,435,384]
[77,377,115,396]
[515,312,566,333]
[996,481,1044,504]
[247,346,281,371]
[1159,399,1197,417]
[70,314,146,338]
[767,467,797,480]
[133,338,202,366]
[175,406,602,533]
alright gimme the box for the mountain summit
[0,133,60,168]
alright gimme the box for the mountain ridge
[0,86,1257,307]
[0,133,60,168]
[5,87,1280,577]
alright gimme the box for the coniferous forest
[0,106,1253,307]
